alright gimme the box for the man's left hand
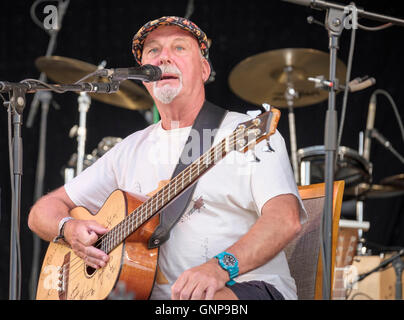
[171,259,229,300]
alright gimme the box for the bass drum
[63,136,122,183]
[297,145,372,190]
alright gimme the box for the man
[28,16,306,300]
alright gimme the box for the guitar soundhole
[84,238,102,278]
[85,264,97,278]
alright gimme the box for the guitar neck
[99,129,242,253]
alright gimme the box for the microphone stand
[321,6,347,300]
[8,86,25,300]
[282,0,404,300]
[353,249,404,300]
[2,79,120,300]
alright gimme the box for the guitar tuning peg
[262,103,271,112]
[262,140,275,153]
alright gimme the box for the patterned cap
[132,16,209,65]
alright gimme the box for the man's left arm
[171,193,302,300]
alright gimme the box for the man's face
[141,26,210,104]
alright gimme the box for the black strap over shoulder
[148,100,228,249]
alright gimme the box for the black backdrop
[0,0,403,300]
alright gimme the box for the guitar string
[64,119,269,286]
[64,130,242,283]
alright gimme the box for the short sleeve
[250,130,307,223]
[64,145,119,214]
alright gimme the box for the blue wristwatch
[214,252,239,286]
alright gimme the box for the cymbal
[35,56,154,110]
[380,173,404,188]
[228,48,347,108]
[344,182,404,200]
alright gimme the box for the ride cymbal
[35,56,154,110]
[229,48,347,107]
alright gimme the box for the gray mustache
[158,64,182,77]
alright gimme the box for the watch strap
[53,216,74,243]
[214,251,239,286]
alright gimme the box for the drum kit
[228,47,404,255]
[228,47,403,197]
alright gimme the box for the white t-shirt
[64,110,307,300]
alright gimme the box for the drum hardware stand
[339,219,369,231]
[75,92,91,176]
[69,60,107,177]
[284,66,300,184]
[355,131,367,255]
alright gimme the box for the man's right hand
[64,219,109,269]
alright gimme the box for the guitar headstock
[234,106,281,153]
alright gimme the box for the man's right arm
[28,186,76,242]
[28,186,109,269]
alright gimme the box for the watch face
[222,254,236,267]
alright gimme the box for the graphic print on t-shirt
[179,196,205,223]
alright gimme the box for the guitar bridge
[57,252,71,300]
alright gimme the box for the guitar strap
[148,100,228,249]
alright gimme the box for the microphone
[368,128,391,148]
[98,64,162,82]
[308,76,376,92]
[347,77,376,92]
[363,94,377,161]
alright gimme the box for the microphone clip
[307,75,337,91]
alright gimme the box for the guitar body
[36,189,159,300]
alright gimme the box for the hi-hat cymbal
[35,56,154,110]
[228,48,347,108]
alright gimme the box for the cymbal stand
[75,92,91,175]
[73,60,106,176]
[284,66,300,183]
